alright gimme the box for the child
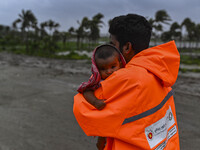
[77,44,126,110]
[77,44,126,150]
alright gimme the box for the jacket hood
[129,41,180,87]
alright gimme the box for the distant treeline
[0,9,200,56]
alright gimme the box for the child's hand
[96,136,106,150]
[94,99,106,110]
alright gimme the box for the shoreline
[0,51,200,150]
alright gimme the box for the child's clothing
[77,44,126,93]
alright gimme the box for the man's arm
[73,70,140,137]
[96,136,106,150]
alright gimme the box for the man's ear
[122,42,135,63]
[123,42,132,54]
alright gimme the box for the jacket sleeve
[73,70,140,137]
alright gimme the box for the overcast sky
[0,0,200,34]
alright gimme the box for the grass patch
[0,41,93,60]
[180,55,200,65]
[53,51,90,60]
[179,48,200,53]
[179,68,200,73]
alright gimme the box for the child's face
[96,53,121,80]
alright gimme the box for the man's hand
[96,136,106,150]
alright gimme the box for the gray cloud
[0,0,199,33]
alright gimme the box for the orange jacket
[73,41,180,150]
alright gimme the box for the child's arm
[83,90,106,110]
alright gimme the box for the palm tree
[13,9,37,53]
[12,20,20,31]
[181,18,196,48]
[170,22,182,42]
[74,13,104,50]
[155,10,171,24]
[0,25,11,50]
[161,22,182,46]
[75,17,90,49]
[150,10,171,45]
[0,25,10,36]
[161,31,171,42]
[13,9,37,36]
[45,19,60,36]
[39,20,60,53]
[194,24,200,48]
[31,22,40,52]
[68,27,76,40]
[89,13,104,44]
[40,22,48,39]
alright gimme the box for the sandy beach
[0,51,200,150]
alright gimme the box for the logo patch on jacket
[145,106,177,149]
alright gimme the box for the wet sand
[0,52,200,150]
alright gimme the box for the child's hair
[94,44,119,61]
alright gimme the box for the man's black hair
[109,14,152,54]
[95,44,119,61]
